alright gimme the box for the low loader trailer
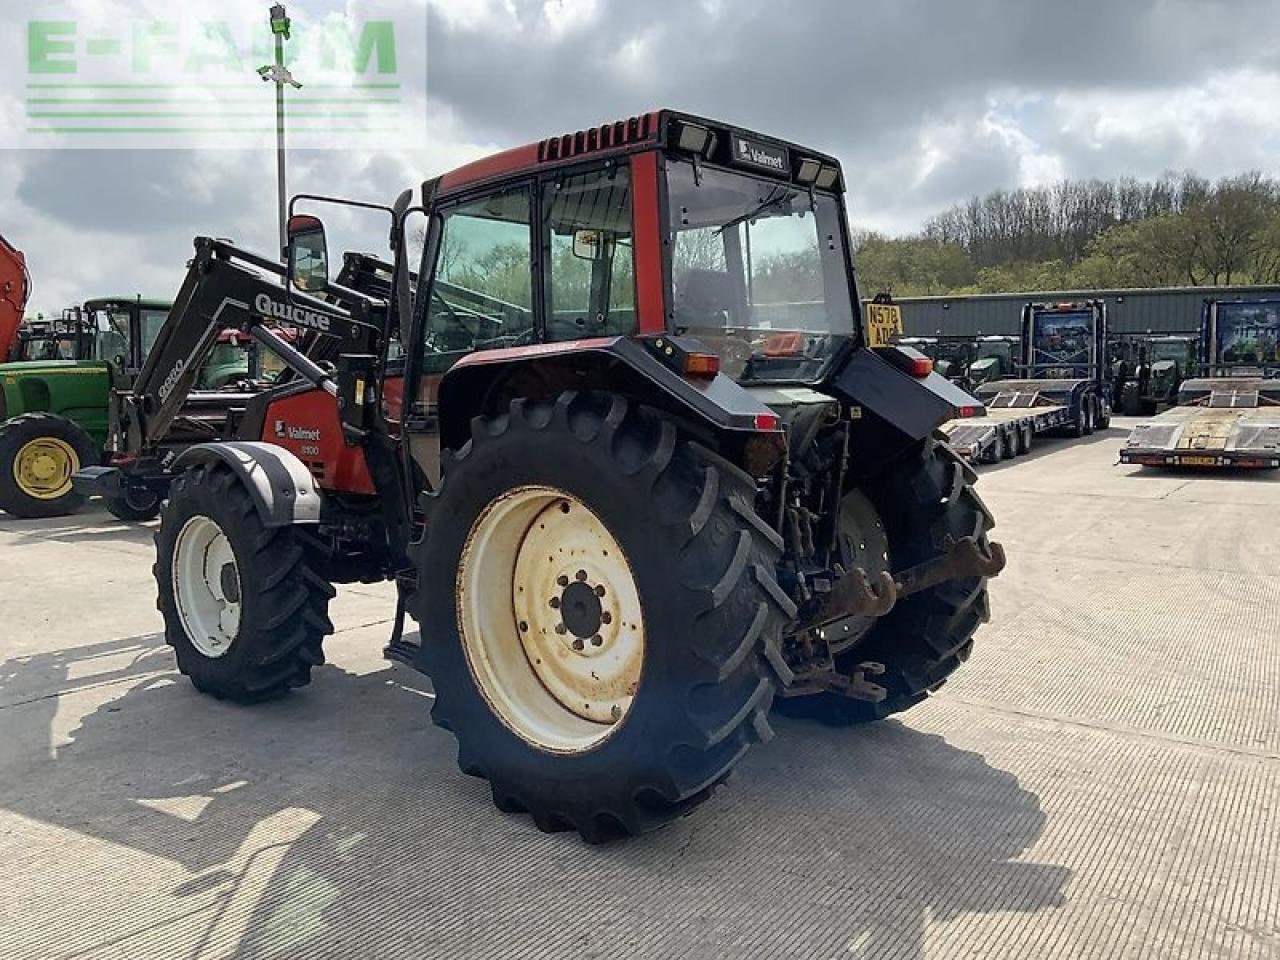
[939,300,1111,464]
[1121,298,1280,469]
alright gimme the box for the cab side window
[422,187,535,374]
[92,310,131,369]
[543,166,636,341]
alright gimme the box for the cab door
[405,182,537,486]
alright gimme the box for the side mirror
[287,214,329,293]
[572,228,614,261]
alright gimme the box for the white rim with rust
[457,485,645,754]
[172,515,242,658]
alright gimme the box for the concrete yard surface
[1,417,1277,959]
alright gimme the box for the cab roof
[83,296,173,311]
[432,109,845,200]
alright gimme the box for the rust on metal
[894,536,1007,601]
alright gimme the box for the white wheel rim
[457,485,644,754]
[172,515,242,658]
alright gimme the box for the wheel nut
[575,569,587,581]
[594,585,606,597]
[600,611,612,625]
[549,597,560,609]
[572,637,584,651]
[590,634,603,647]
[554,623,567,635]
[518,620,529,632]
[556,575,569,587]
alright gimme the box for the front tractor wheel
[413,393,794,841]
[105,484,162,522]
[0,413,98,518]
[155,463,334,702]
[777,438,995,726]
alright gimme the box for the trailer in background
[940,300,1111,464]
[1121,298,1280,469]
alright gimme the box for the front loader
[84,111,1005,840]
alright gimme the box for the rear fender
[171,441,321,527]
[435,336,786,473]
[824,347,976,476]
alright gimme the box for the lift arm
[122,235,385,452]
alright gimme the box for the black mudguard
[435,336,784,458]
[824,347,977,477]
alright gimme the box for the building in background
[891,284,1280,338]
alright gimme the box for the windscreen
[1214,301,1280,366]
[1149,340,1192,365]
[1031,310,1093,372]
[19,330,77,361]
[665,159,854,382]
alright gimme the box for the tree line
[854,171,1280,298]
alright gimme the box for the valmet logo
[732,134,790,175]
[274,420,322,443]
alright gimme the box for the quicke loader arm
[123,237,386,453]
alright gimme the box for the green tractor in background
[1111,334,1198,416]
[966,335,1020,389]
[0,297,254,520]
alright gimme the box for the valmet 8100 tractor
[78,111,1005,840]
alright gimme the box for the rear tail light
[682,352,720,377]
[909,357,933,377]
[753,412,780,431]
[958,405,982,418]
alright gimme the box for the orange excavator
[0,235,31,361]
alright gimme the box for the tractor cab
[1146,336,1196,393]
[12,298,176,378]
[406,113,860,394]
[970,335,1019,386]
[13,312,91,362]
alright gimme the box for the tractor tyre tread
[154,463,333,703]
[413,391,792,841]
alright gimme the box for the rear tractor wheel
[0,413,98,518]
[776,438,996,725]
[155,463,334,702]
[413,392,794,841]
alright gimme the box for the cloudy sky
[4,0,1279,313]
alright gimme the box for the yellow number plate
[865,303,903,347]
[1179,456,1217,466]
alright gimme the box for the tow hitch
[790,535,1006,703]
[816,535,1006,626]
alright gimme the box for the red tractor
[79,111,1003,840]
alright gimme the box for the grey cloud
[6,0,1280,309]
